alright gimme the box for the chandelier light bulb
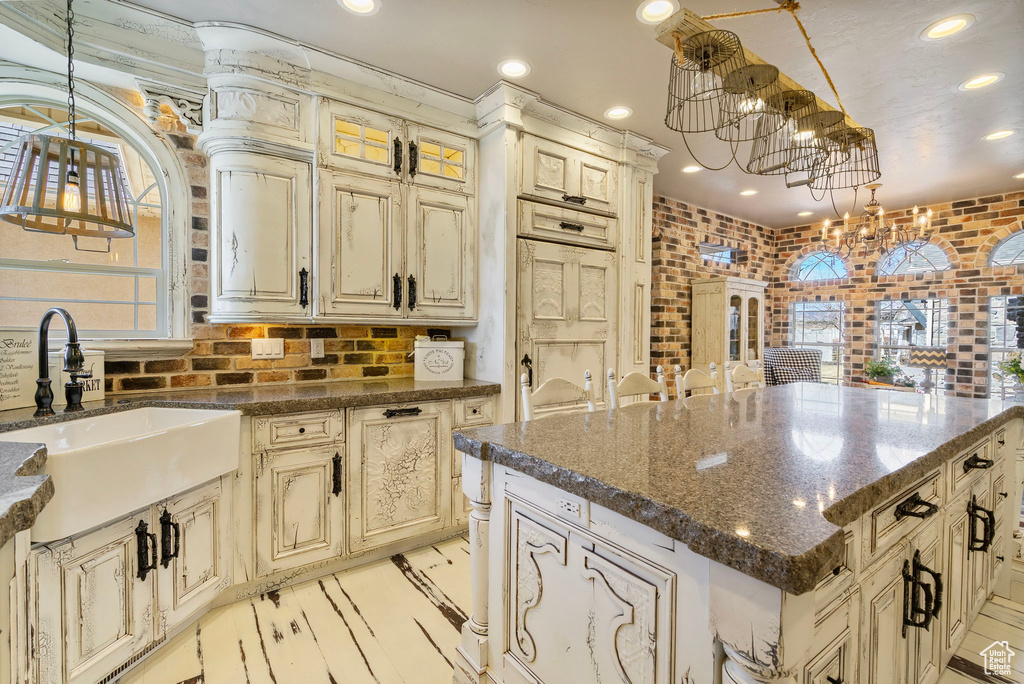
[737,96,765,120]
[690,71,721,100]
[63,171,81,212]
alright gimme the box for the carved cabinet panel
[405,186,476,320]
[254,445,345,576]
[210,151,313,320]
[156,480,231,634]
[317,171,405,318]
[516,239,617,418]
[520,134,619,214]
[31,514,155,684]
[347,400,452,552]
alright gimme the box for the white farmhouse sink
[0,407,241,542]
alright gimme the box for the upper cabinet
[406,122,477,195]
[520,134,619,214]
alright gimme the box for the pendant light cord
[66,0,76,142]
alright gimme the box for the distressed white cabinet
[452,395,498,525]
[209,150,314,321]
[156,481,231,634]
[520,134,619,214]
[406,122,476,195]
[347,400,452,552]
[691,276,767,393]
[254,444,345,576]
[405,186,475,320]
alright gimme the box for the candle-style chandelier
[818,184,933,258]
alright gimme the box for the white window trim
[0,65,193,356]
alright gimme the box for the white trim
[0,64,192,345]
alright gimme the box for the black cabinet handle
[393,138,403,176]
[963,453,994,472]
[1000,492,1008,499]
[383,406,422,419]
[826,678,842,684]
[393,273,402,310]
[902,552,939,636]
[521,353,533,387]
[409,141,418,177]
[998,437,1006,446]
[968,496,996,553]
[561,194,586,205]
[915,553,943,618]
[332,452,342,497]
[894,492,939,521]
[997,555,1005,562]
[407,274,417,311]
[298,268,309,309]
[159,509,180,569]
[136,520,158,582]
[558,221,585,233]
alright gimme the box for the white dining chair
[521,371,597,421]
[674,363,719,399]
[727,363,766,393]
[606,367,669,409]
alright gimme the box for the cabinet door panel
[348,400,452,551]
[907,521,942,684]
[943,497,970,660]
[406,122,475,195]
[859,547,907,684]
[406,187,475,320]
[157,480,231,633]
[255,446,344,576]
[212,154,312,317]
[318,171,405,317]
[968,480,992,620]
[318,99,404,180]
[520,135,619,214]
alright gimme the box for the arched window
[990,230,1024,266]
[875,242,950,276]
[792,251,848,281]
[0,100,168,337]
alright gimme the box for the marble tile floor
[118,533,1024,684]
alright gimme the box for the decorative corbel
[136,79,205,134]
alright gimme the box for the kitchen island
[452,384,1022,684]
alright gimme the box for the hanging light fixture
[715,63,785,143]
[665,30,747,135]
[746,89,828,176]
[810,125,881,191]
[818,184,933,257]
[0,0,134,252]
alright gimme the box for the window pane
[876,242,950,275]
[876,299,949,388]
[793,251,848,281]
[792,301,845,385]
[990,231,1024,266]
[989,296,1024,398]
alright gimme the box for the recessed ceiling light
[740,189,758,196]
[636,0,679,25]
[797,211,813,217]
[984,130,1014,141]
[959,73,1005,91]
[339,0,381,15]
[681,165,701,173]
[497,59,531,79]
[1014,172,1024,179]
[921,14,975,40]
[604,106,633,120]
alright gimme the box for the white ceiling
[128,0,1024,228]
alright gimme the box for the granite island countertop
[0,377,499,548]
[453,383,1023,595]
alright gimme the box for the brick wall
[769,191,1024,398]
[651,195,775,373]
[100,91,450,394]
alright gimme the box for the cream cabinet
[347,400,452,552]
[691,276,767,393]
[209,151,314,321]
[520,134,619,214]
[452,395,498,525]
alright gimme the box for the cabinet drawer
[520,134,619,213]
[949,438,991,499]
[864,470,942,563]
[454,395,497,428]
[815,528,856,607]
[253,410,344,450]
[518,200,616,249]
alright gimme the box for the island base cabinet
[254,445,345,577]
[347,401,452,552]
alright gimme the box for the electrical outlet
[251,338,285,360]
[310,338,325,359]
[557,499,581,517]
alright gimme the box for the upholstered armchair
[763,347,823,386]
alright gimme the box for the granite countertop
[454,384,1023,595]
[0,377,499,548]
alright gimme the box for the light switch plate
[252,338,285,360]
[310,338,325,359]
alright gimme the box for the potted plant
[994,351,1024,401]
[864,357,901,385]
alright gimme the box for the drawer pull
[332,452,342,497]
[471,408,479,414]
[902,550,942,637]
[826,678,842,684]
[298,427,306,434]
[561,194,586,205]
[998,438,1005,446]
[559,221,585,233]
[159,508,181,569]
[894,492,939,521]
[968,496,996,553]
[999,491,1008,499]
[962,453,994,472]
[383,406,422,419]
[997,555,1005,562]
[135,520,158,582]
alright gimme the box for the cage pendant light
[0,0,135,251]
[811,126,881,191]
[746,89,828,175]
[665,30,747,135]
[715,63,785,143]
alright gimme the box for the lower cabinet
[29,479,228,684]
[347,400,452,552]
[254,445,345,576]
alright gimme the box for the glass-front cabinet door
[729,295,742,362]
[747,296,760,362]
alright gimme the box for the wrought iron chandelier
[0,0,135,252]
[818,184,933,258]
